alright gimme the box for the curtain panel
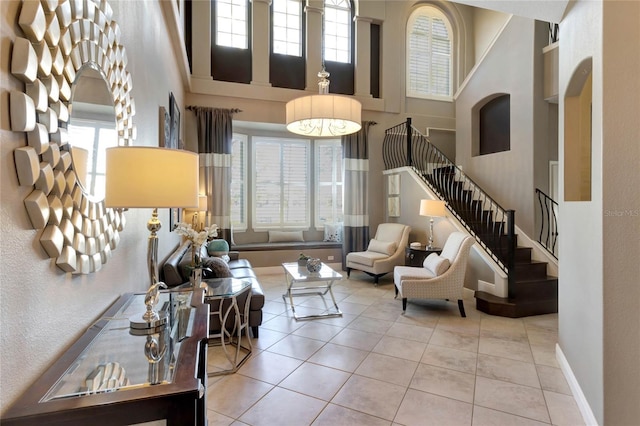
[187,107,239,244]
[341,121,375,269]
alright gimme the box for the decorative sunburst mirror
[9,0,135,274]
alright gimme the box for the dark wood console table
[2,289,209,426]
[405,245,443,267]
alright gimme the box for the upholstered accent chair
[346,223,411,284]
[393,231,474,317]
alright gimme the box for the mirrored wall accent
[10,0,135,274]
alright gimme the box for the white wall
[558,1,640,424]
[472,7,510,63]
[0,0,186,411]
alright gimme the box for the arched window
[407,5,453,100]
[324,0,351,64]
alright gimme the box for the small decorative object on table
[298,253,310,266]
[174,222,219,287]
[306,258,322,273]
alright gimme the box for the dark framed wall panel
[211,0,252,83]
[371,23,380,98]
[270,54,306,89]
[325,60,354,95]
[479,94,511,155]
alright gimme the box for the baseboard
[556,344,599,426]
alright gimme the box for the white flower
[174,222,219,247]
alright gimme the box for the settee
[162,240,265,338]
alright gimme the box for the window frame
[406,5,454,101]
[230,133,248,232]
[323,0,352,64]
[215,0,250,50]
[271,0,303,57]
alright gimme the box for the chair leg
[347,268,351,278]
[394,286,398,298]
[251,326,259,338]
[402,298,407,311]
[458,300,466,317]
[374,275,379,285]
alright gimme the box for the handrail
[535,188,558,259]
[383,118,515,279]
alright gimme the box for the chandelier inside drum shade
[286,67,362,137]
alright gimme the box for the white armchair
[346,223,411,284]
[393,231,474,317]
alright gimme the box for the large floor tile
[206,374,273,419]
[266,334,326,360]
[474,376,550,423]
[355,352,419,387]
[260,314,306,334]
[292,321,343,342]
[308,342,369,372]
[476,353,540,388]
[536,364,572,395]
[312,403,391,426]
[394,388,473,426]
[421,344,478,374]
[471,406,550,426]
[429,328,480,353]
[250,327,287,350]
[206,409,235,426]
[410,363,476,403]
[329,327,383,351]
[478,336,534,363]
[238,387,327,426]
[436,316,481,336]
[385,321,434,343]
[347,316,395,334]
[238,350,303,384]
[531,343,560,367]
[544,390,585,426]
[331,375,406,421]
[372,335,427,362]
[278,362,351,401]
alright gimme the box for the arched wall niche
[9,0,135,274]
[564,57,593,202]
[470,92,510,156]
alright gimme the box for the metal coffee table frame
[281,262,343,320]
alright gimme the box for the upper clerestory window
[216,0,249,49]
[406,5,453,100]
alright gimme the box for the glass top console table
[1,289,209,426]
[282,262,343,320]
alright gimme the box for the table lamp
[105,146,199,331]
[419,199,447,249]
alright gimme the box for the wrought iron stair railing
[535,188,558,259]
[383,118,516,293]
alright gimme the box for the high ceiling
[453,0,569,23]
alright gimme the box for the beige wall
[0,0,186,410]
[472,7,510,63]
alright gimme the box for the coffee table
[281,262,343,320]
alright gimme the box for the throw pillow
[423,253,450,276]
[323,223,343,242]
[268,230,304,243]
[367,239,397,255]
[207,239,230,257]
[201,257,232,278]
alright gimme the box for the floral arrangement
[174,222,219,266]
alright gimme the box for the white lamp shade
[186,195,208,212]
[286,94,361,137]
[420,199,446,217]
[105,147,199,208]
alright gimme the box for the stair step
[513,260,548,280]
[513,276,558,299]
[475,291,558,318]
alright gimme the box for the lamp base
[129,311,168,335]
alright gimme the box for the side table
[201,278,252,376]
[405,245,442,267]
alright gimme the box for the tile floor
[205,270,584,426]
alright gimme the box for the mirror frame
[10,0,135,274]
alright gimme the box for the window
[324,0,351,63]
[67,119,117,200]
[272,0,302,56]
[315,140,343,227]
[253,137,310,229]
[407,6,453,99]
[230,134,248,231]
[215,0,248,49]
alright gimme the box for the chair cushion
[440,231,469,262]
[423,253,450,276]
[268,230,304,243]
[347,251,389,267]
[394,265,436,284]
[207,239,230,257]
[367,239,397,255]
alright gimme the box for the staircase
[383,118,558,318]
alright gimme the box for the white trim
[425,127,455,137]
[556,344,600,426]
